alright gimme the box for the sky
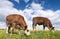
[0,0,60,30]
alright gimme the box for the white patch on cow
[24,30,30,36]
[11,27,12,31]
[11,27,12,30]
[6,26,8,34]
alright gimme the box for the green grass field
[0,29,60,39]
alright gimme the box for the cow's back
[6,14,27,27]
[6,14,24,22]
[33,17,51,25]
[33,17,50,22]
[6,14,23,20]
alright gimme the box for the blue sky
[0,0,60,30]
[9,0,60,11]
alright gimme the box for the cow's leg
[33,26,36,31]
[11,23,15,34]
[6,24,11,34]
[43,26,45,30]
[43,24,46,30]
[32,23,36,31]
[18,29,20,35]
[17,26,21,35]
[17,25,21,34]
[8,25,11,33]
[6,26,8,34]
[6,26,9,34]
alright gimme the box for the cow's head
[51,27,55,32]
[51,27,54,30]
[24,26,30,36]
[24,29,30,36]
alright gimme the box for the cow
[6,14,30,35]
[32,17,54,31]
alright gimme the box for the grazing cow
[6,14,30,35]
[32,17,54,31]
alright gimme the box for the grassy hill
[0,29,60,39]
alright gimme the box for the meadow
[0,29,60,39]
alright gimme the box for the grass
[0,29,60,39]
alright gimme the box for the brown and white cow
[6,14,30,35]
[32,17,54,31]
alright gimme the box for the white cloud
[24,0,29,3]
[0,22,6,29]
[15,0,19,3]
[0,0,8,1]
[23,8,33,20]
[30,2,43,10]
[0,0,13,8]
